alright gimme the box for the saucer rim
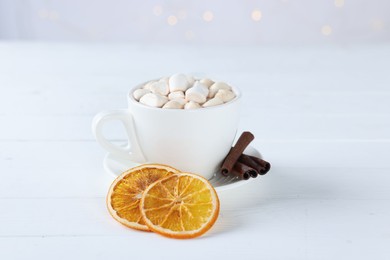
[102,145,262,193]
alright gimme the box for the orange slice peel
[106,164,180,231]
[140,173,220,239]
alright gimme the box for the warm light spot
[321,25,332,36]
[38,9,49,19]
[167,15,178,26]
[251,9,262,21]
[334,0,345,8]
[203,11,214,22]
[185,30,195,40]
[371,19,384,31]
[48,11,59,21]
[178,10,187,20]
[153,5,163,16]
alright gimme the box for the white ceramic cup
[92,81,241,179]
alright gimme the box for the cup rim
[127,78,242,112]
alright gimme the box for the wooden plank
[1,114,390,141]
[1,44,389,83]
[1,44,390,117]
[1,83,390,116]
[0,141,390,198]
[0,88,390,117]
[0,235,305,260]
[0,198,388,260]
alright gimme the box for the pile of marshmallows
[132,74,236,109]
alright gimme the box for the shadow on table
[208,166,338,237]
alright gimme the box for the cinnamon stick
[248,155,271,175]
[221,131,254,176]
[238,154,260,177]
[231,161,257,180]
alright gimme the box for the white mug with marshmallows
[92,76,241,179]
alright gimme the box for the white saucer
[103,145,262,193]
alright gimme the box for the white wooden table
[1,42,390,259]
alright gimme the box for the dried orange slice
[107,164,180,231]
[140,173,220,239]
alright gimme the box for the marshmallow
[208,82,232,98]
[214,89,236,103]
[169,73,190,92]
[162,100,183,109]
[139,93,168,108]
[149,81,169,96]
[200,78,214,88]
[170,97,187,106]
[187,75,195,86]
[168,91,185,100]
[135,75,235,109]
[202,97,224,107]
[143,80,156,90]
[184,101,201,109]
[133,88,151,101]
[159,77,169,84]
[185,81,209,104]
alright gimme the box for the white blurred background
[0,0,388,44]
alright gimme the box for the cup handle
[92,109,146,163]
